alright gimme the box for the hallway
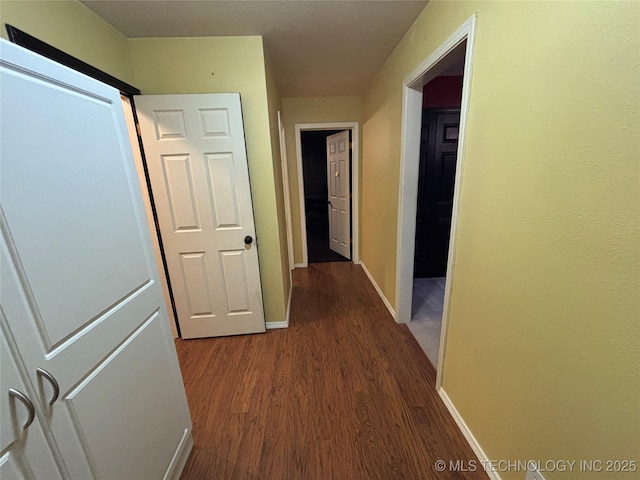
[177,263,486,479]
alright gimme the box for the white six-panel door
[135,94,265,339]
[326,130,351,259]
[0,39,192,479]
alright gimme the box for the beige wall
[0,0,135,84]
[129,37,288,325]
[281,96,361,264]
[361,1,640,478]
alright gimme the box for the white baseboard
[360,261,396,319]
[166,429,193,480]
[265,321,288,329]
[294,262,306,268]
[265,282,293,330]
[438,388,500,480]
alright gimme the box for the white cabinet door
[326,130,351,259]
[136,94,266,339]
[0,39,192,479]
[0,328,63,480]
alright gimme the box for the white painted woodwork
[326,130,351,259]
[277,111,294,272]
[293,122,360,267]
[136,94,266,339]
[396,15,477,390]
[0,39,192,479]
[0,329,63,479]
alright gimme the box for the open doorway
[301,130,351,263]
[408,64,464,368]
[294,122,360,267]
[395,15,476,388]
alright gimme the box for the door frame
[395,15,477,388]
[278,111,295,276]
[294,122,360,267]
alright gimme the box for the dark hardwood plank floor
[177,262,487,479]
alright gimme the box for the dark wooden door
[414,109,460,278]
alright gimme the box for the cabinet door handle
[8,388,35,429]
[36,368,60,406]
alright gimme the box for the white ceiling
[80,0,429,97]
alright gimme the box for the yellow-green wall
[361,2,640,478]
[264,48,292,302]
[0,0,134,84]
[281,96,362,264]
[4,0,638,471]
[129,37,288,325]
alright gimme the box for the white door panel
[0,457,22,480]
[136,94,265,339]
[326,130,351,259]
[0,39,192,479]
[0,65,150,349]
[0,241,93,478]
[0,328,63,480]
[66,313,189,480]
[2,239,190,479]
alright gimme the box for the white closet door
[0,39,192,479]
[0,328,63,480]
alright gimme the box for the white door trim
[278,111,294,276]
[294,122,360,267]
[395,14,477,390]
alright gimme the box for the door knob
[244,236,253,245]
[8,388,35,429]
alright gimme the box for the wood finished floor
[177,262,487,480]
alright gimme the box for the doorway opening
[408,67,464,369]
[395,15,476,388]
[301,130,350,263]
[294,122,360,267]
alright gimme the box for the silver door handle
[37,368,60,406]
[8,388,35,429]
